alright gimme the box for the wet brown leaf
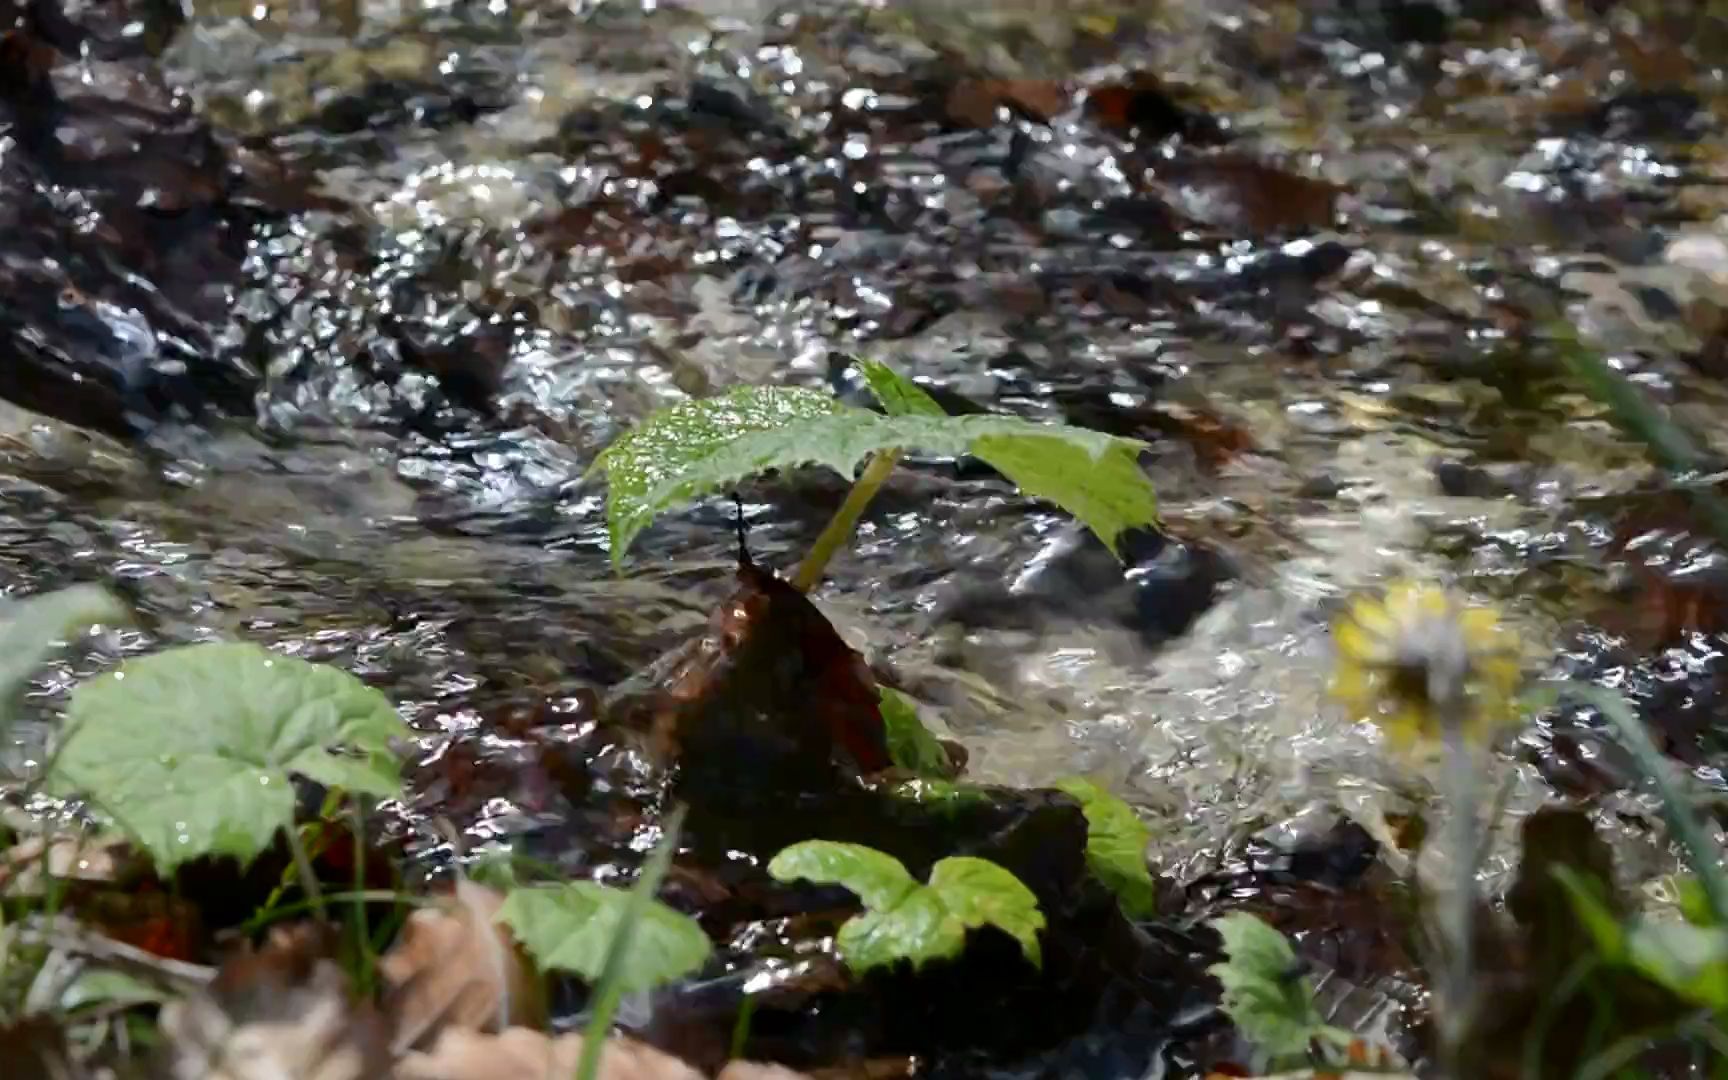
[0,831,135,894]
[380,880,546,1053]
[717,1063,817,1080]
[398,1027,703,1080]
[944,79,1069,127]
[159,923,391,1080]
[1151,158,1340,237]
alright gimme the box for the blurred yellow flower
[1330,581,1523,751]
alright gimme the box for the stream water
[8,0,1728,1073]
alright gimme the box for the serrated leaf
[766,840,917,910]
[1208,912,1329,1057]
[0,585,129,729]
[496,882,711,995]
[859,360,948,418]
[1053,778,1156,918]
[925,856,1044,966]
[594,382,1157,567]
[879,688,955,779]
[51,643,407,872]
[769,840,1044,973]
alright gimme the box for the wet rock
[942,525,1231,647]
[1085,75,1225,144]
[0,14,268,437]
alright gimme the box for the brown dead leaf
[159,923,391,1080]
[380,880,545,1053]
[398,1027,703,1080]
[716,1063,816,1080]
[0,831,135,894]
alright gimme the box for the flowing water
[10,0,1728,1071]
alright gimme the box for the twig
[12,921,214,987]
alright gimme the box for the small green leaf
[769,840,1044,973]
[51,643,407,872]
[926,856,1043,967]
[497,882,711,995]
[1625,920,1728,1009]
[859,360,948,418]
[1053,778,1156,918]
[593,381,1157,567]
[59,968,168,1012]
[1208,912,1328,1057]
[879,688,955,779]
[0,585,129,727]
[766,840,917,910]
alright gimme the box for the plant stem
[1564,683,1728,924]
[792,449,902,593]
[1436,722,1479,1080]
[576,805,687,1080]
[283,823,328,925]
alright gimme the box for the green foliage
[879,688,955,779]
[859,360,947,418]
[1208,912,1337,1059]
[1052,778,1156,918]
[768,840,1044,972]
[497,881,711,995]
[1557,866,1728,1011]
[593,368,1157,567]
[52,643,407,871]
[0,585,129,731]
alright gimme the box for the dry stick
[792,449,903,592]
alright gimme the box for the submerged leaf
[769,841,1044,972]
[1208,912,1329,1058]
[52,643,407,872]
[1052,778,1156,918]
[496,882,711,994]
[593,381,1156,566]
[878,688,955,779]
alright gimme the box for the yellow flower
[1330,581,1523,751]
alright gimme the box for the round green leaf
[498,882,711,995]
[52,643,407,872]
[836,888,965,973]
[1207,912,1328,1057]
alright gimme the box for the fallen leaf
[0,830,135,894]
[159,923,391,1080]
[398,1027,703,1080]
[717,1063,816,1080]
[380,880,545,1053]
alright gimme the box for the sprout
[1329,581,1523,753]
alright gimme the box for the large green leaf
[497,882,711,995]
[879,688,956,779]
[769,840,1044,972]
[52,643,407,871]
[593,377,1157,567]
[1053,777,1156,918]
[1208,912,1331,1058]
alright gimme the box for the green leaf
[593,381,1157,567]
[1625,920,1728,1009]
[769,840,1045,973]
[58,968,169,1013]
[925,856,1043,966]
[765,840,917,910]
[497,881,711,995]
[859,360,948,418]
[879,688,955,779]
[1053,778,1156,918]
[0,585,129,727]
[51,643,407,872]
[1208,912,1329,1058]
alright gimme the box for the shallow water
[9,0,1728,1069]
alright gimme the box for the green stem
[792,449,903,593]
[576,805,687,1080]
[282,823,328,925]
[1436,723,1479,1080]
[1564,683,1728,924]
